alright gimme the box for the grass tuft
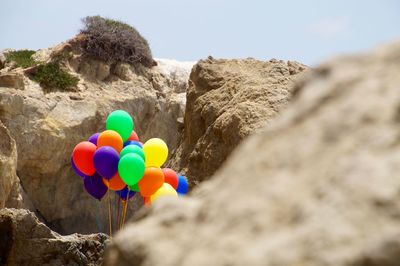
[6,50,37,68]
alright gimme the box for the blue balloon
[176,175,189,195]
[116,186,136,200]
[123,140,143,148]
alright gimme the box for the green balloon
[118,153,145,186]
[120,145,145,161]
[129,183,140,192]
[106,110,133,142]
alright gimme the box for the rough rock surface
[0,208,107,266]
[154,58,196,93]
[168,57,307,185]
[0,73,24,90]
[104,42,400,266]
[0,121,19,208]
[0,51,5,69]
[0,122,35,211]
[0,37,193,234]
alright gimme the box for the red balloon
[162,168,179,189]
[127,131,139,141]
[138,167,164,197]
[72,141,96,176]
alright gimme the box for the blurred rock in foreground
[105,42,400,266]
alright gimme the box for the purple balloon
[116,186,136,200]
[93,146,119,179]
[88,133,100,145]
[71,156,86,179]
[123,140,143,148]
[84,172,108,200]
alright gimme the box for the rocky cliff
[0,37,194,234]
[168,57,307,185]
[104,42,400,266]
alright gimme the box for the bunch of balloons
[71,110,189,208]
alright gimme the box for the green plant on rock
[5,50,38,68]
[80,16,154,67]
[31,63,79,91]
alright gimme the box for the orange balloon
[144,196,151,206]
[97,130,123,153]
[102,173,126,191]
[138,167,164,197]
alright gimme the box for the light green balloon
[120,145,145,161]
[118,153,145,186]
[106,110,133,142]
[129,183,140,192]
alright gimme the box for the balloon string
[108,188,113,238]
[116,196,121,231]
[122,201,127,228]
[122,188,130,228]
[120,197,125,229]
[120,200,126,230]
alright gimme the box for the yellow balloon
[151,183,178,203]
[143,138,168,167]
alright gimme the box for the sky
[0,0,399,66]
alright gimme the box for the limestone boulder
[104,42,400,266]
[168,57,307,185]
[0,208,108,266]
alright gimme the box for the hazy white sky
[1,0,399,65]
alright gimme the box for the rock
[0,120,36,211]
[4,182,35,211]
[0,51,6,69]
[0,39,191,234]
[104,41,400,266]
[168,58,307,185]
[0,73,25,90]
[154,59,196,93]
[0,208,107,266]
[32,47,52,63]
[0,121,19,208]
[79,59,110,81]
[113,63,132,81]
